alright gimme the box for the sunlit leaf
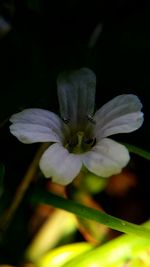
[62,220,150,267]
[36,242,93,267]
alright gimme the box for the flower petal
[39,143,82,185]
[83,138,130,177]
[57,68,96,129]
[94,94,144,139]
[10,109,64,143]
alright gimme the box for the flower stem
[123,143,150,161]
[31,189,150,239]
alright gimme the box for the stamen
[77,132,84,147]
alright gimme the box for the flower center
[65,131,96,154]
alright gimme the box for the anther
[62,117,70,124]
[84,137,96,147]
[87,114,96,124]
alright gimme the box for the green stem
[31,189,150,239]
[123,143,150,161]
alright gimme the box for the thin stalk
[0,143,48,232]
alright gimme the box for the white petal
[10,123,62,144]
[39,143,82,185]
[94,94,144,139]
[83,138,130,177]
[57,68,96,129]
[10,109,64,143]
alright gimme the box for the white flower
[9,68,144,185]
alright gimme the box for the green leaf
[36,242,93,267]
[31,189,150,239]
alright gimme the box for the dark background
[0,0,150,264]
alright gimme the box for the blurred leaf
[80,172,107,194]
[36,242,93,267]
[62,221,150,267]
[26,210,77,262]
[106,170,137,197]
